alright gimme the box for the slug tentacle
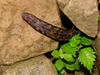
[22,12,76,42]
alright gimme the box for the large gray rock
[0,55,57,75]
[57,0,98,37]
[0,0,61,64]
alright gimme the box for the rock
[98,0,100,3]
[0,55,57,75]
[57,0,98,37]
[75,71,85,75]
[65,72,74,75]
[0,0,62,64]
[93,31,100,74]
[75,66,99,75]
[92,66,99,75]
[57,0,70,10]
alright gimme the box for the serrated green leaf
[79,47,96,73]
[61,43,77,56]
[51,50,59,58]
[69,34,81,47]
[81,37,93,46]
[65,61,80,71]
[63,54,75,62]
[55,59,65,71]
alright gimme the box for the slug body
[22,12,76,42]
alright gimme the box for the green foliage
[81,37,93,46]
[65,61,80,71]
[63,54,75,62]
[51,34,96,75]
[54,59,65,71]
[58,69,65,75]
[51,50,59,58]
[79,47,96,73]
[61,44,77,55]
[69,34,81,47]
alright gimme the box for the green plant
[51,34,96,75]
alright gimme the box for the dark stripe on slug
[22,12,76,42]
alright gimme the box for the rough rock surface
[57,0,70,10]
[57,0,98,37]
[0,55,57,75]
[93,31,100,74]
[0,0,62,64]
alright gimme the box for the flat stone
[58,0,98,37]
[0,0,61,64]
[0,55,57,75]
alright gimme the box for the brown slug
[22,12,76,42]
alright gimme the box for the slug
[22,12,76,42]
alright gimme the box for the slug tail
[22,12,76,42]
